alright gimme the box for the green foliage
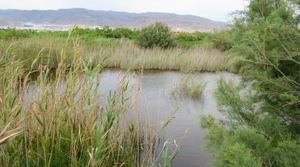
[72,26,138,40]
[138,22,175,49]
[203,0,300,167]
[0,27,138,43]
[0,27,222,50]
[175,32,207,48]
[202,117,263,167]
[0,28,36,40]
[112,27,138,39]
[216,143,262,167]
[209,31,233,51]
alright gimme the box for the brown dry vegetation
[0,37,230,73]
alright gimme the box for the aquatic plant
[0,41,163,166]
[172,76,206,98]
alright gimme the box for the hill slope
[0,8,227,32]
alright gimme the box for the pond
[99,69,239,167]
[23,69,238,167]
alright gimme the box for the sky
[0,0,248,22]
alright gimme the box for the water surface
[24,69,238,167]
[99,70,239,167]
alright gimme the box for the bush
[71,27,138,40]
[112,27,138,39]
[209,31,233,51]
[138,23,175,49]
[0,28,36,40]
[175,32,207,48]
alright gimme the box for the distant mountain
[0,8,227,32]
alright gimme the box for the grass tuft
[172,76,206,98]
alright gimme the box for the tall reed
[0,39,162,166]
[0,37,230,73]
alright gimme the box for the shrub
[71,27,138,40]
[113,27,138,39]
[0,28,36,40]
[175,32,207,48]
[209,31,232,51]
[138,22,175,49]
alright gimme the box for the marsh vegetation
[1,0,299,165]
[0,27,230,73]
[0,23,231,166]
[0,47,163,166]
[172,76,206,98]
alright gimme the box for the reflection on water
[99,70,239,167]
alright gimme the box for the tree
[203,0,300,166]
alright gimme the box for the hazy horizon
[0,0,248,22]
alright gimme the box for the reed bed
[0,39,179,166]
[0,37,229,73]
